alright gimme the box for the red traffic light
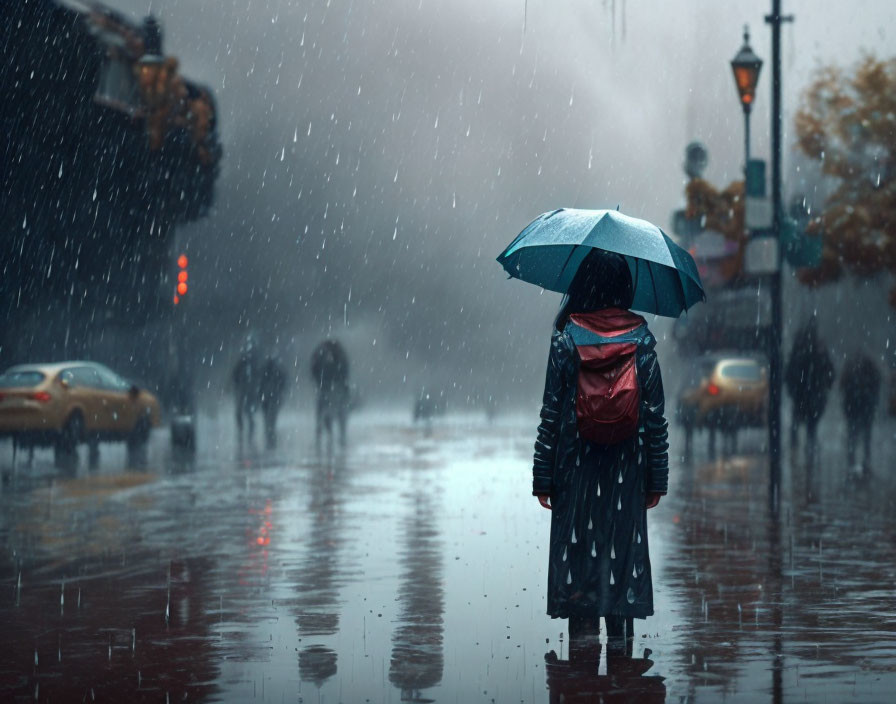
[178,270,188,283]
[177,282,188,296]
[177,254,189,269]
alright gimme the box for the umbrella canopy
[496,208,705,317]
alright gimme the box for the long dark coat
[532,311,669,621]
[785,324,834,424]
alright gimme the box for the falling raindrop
[611,544,616,559]
[597,482,601,497]
[632,564,638,579]
[562,547,567,562]
[591,542,597,558]
[618,470,623,484]
[637,532,642,544]
[617,497,622,510]
[571,528,577,544]
[627,587,635,604]
[610,570,615,585]
[587,517,593,530]
[566,570,572,585]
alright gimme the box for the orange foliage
[685,178,747,244]
[794,56,896,307]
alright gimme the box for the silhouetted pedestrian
[232,333,262,450]
[840,353,881,472]
[260,356,286,449]
[785,318,834,458]
[310,339,350,451]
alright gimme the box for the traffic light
[174,253,189,304]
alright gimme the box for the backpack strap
[566,320,654,349]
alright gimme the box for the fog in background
[105,0,894,409]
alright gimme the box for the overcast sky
[103,0,895,404]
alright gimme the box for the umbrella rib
[555,244,580,290]
[647,261,658,314]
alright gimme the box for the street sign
[745,236,779,274]
[781,217,823,267]
[745,196,773,229]
[672,208,703,239]
[746,159,766,197]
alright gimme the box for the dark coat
[532,309,668,621]
[785,324,834,424]
[840,354,881,423]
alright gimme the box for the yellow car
[678,356,768,456]
[0,361,161,459]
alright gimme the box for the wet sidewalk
[0,410,895,702]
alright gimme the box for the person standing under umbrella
[531,249,669,651]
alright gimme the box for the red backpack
[567,310,645,445]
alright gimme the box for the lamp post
[764,1,793,504]
[730,26,763,166]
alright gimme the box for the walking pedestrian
[840,353,881,473]
[260,355,286,449]
[310,339,350,451]
[532,250,669,651]
[784,317,835,460]
[232,333,263,450]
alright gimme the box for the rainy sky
[101,0,894,405]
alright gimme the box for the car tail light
[31,391,52,402]
[707,383,720,396]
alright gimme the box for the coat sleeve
[638,348,670,495]
[532,331,572,496]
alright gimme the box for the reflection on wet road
[0,411,894,702]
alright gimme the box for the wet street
[1,408,895,703]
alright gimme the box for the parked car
[677,355,768,457]
[0,361,161,462]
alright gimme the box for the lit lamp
[730,25,763,164]
[137,16,166,105]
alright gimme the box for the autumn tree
[794,56,896,307]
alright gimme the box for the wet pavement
[1,408,895,703]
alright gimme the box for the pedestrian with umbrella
[497,208,704,654]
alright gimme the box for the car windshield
[0,371,46,388]
[720,362,762,381]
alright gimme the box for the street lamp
[730,26,763,164]
[136,16,166,105]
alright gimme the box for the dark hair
[554,249,634,331]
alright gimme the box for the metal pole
[744,109,751,166]
[765,0,792,507]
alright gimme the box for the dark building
[1,0,221,384]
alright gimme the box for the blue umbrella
[496,208,705,317]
